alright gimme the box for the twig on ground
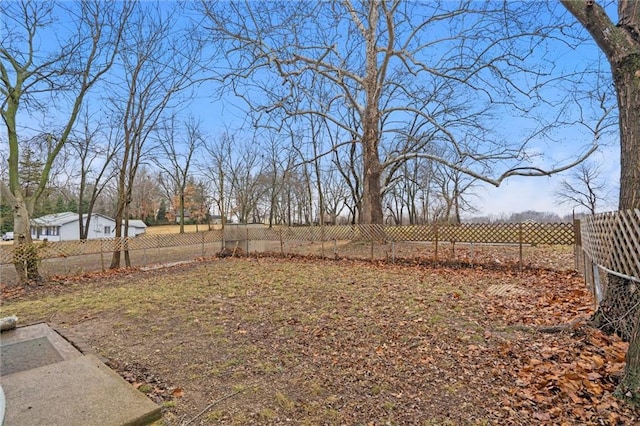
[511,316,590,334]
[180,388,245,426]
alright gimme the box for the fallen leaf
[532,411,550,421]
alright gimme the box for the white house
[30,212,147,241]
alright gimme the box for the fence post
[321,225,325,259]
[201,231,205,257]
[573,219,581,271]
[100,239,105,271]
[583,251,589,281]
[434,224,439,261]
[518,223,523,272]
[592,262,602,304]
[246,228,249,254]
[280,228,284,256]
[451,239,455,260]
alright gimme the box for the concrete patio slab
[1,323,82,363]
[1,323,82,377]
[1,323,161,426]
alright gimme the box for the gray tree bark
[562,0,640,403]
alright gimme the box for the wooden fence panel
[245,227,281,241]
[385,225,435,241]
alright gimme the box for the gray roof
[127,220,147,229]
[31,212,110,227]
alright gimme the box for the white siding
[31,214,117,241]
[59,222,80,241]
[86,216,116,239]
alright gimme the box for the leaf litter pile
[2,250,639,425]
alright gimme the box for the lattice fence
[578,209,640,303]
[1,222,574,268]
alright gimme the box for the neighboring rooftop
[31,212,82,227]
[31,212,147,229]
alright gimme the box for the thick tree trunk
[12,200,39,282]
[609,52,640,401]
[361,133,384,225]
[358,1,384,225]
[4,86,41,283]
[616,54,640,210]
[562,0,640,402]
[360,77,382,220]
[590,53,640,342]
[617,293,640,404]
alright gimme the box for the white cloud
[474,176,569,217]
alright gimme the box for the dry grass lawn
[2,252,638,425]
[146,224,221,235]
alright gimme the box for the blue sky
[186,89,619,218]
[3,1,621,219]
[183,1,621,218]
[478,143,619,217]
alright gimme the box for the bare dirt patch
[1,253,638,425]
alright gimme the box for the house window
[104,226,111,234]
[50,226,59,236]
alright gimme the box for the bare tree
[1,0,130,282]
[430,158,479,225]
[108,1,205,268]
[284,167,314,225]
[228,141,266,224]
[303,115,327,226]
[189,179,212,230]
[129,168,162,224]
[262,132,295,227]
[69,109,121,239]
[153,116,203,233]
[200,132,235,228]
[436,169,476,224]
[330,114,363,224]
[382,158,433,225]
[321,167,349,225]
[554,161,610,215]
[202,133,268,224]
[199,0,604,224]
